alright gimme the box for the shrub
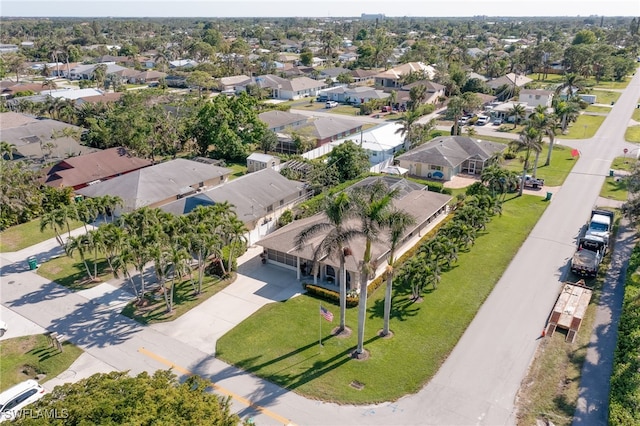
[303,283,359,307]
[609,244,640,425]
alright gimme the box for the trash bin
[545,192,552,201]
[609,169,614,177]
[27,256,38,270]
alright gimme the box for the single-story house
[519,89,554,109]
[258,110,308,132]
[395,136,506,181]
[304,116,363,147]
[317,67,351,82]
[241,74,328,100]
[491,101,534,122]
[127,70,167,84]
[42,147,152,190]
[69,63,128,80]
[350,68,378,84]
[169,59,198,69]
[161,168,309,245]
[319,86,389,105]
[218,75,252,92]
[76,158,232,215]
[0,112,95,163]
[486,73,533,90]
[247,152,280,173]
[257,176,451,289]
[374,62,436,88]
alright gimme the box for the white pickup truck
[519,174,545,189]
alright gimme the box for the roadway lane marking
[138,347,294,426]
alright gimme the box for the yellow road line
[138,347,294,425]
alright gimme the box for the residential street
[1,68,639,425]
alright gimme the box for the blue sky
[2,1,639,18]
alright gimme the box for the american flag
[320,306,334,322]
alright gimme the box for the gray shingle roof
[77,159,232,211]
[161,168,305,225]
[396,136,506,168]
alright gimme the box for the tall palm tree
[352,180,398,357]
[395,109,422,150]
[295,192,358,333]
[40,209,66,247]
[508,103,527,129]
[528,105,558,168]
[554,99,580,134]
[555,73,585,97]
[65,234,94,281]
[381,208,415,337]
[225,216,247,272]
[510,125,543,196]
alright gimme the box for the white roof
[331,123,404,152]
[49,88,104,100]
[247,152,276,162]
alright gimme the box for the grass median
[216,194,548,404]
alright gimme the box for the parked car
[325,101,338,108]
[476,115,491,126]
[492,117,503,126]
[0,380,46,423]
[458,115,472,125]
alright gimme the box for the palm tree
[381,208,415,337]
[554,99,580,134]
[528,105,558,168]
[0,141,17,160]
[65,234,94,281]
[510,125,544,196]
[352,179,398,357]
[41,79,58,95]
[92,64,108,89]
[395,109,422,150]
[294,192,358,333]
[40,209,66,247]
[225,216,247,273]
[508,103,527,129]
[555,73,585,97]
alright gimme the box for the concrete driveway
[151,246,304,355]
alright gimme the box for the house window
[535,95,541,99]
[430,165,443,171]
[279,199,284,206]
[267,205,273,212]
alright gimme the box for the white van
[0,380,46,422]
[325,101,338,108]
[476,115,491,126]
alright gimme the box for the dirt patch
[350,349,370,361]
[377,329,394,339]
[332,326,352,338]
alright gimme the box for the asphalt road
[1,69,639,425]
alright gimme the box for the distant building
[361,13,385,21]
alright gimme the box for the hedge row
[303,283,359,307]
[609,244,640,425]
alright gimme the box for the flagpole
[319,302,323,347]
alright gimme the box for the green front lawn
[611,156,637,172]
[632,102,640,122]
[0,219,85,253]
[600,177,629,201]
[591,90,621,105]
[504,144,575,187]
[557,114,605,139]
[585,105,611,114]
[121,273,235,324]
[329,105,361,116]
[37,251,111,291]
[217,195,548,404]
[0,335,83,391]
[625,126,640,143]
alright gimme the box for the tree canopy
[327,140,370,182]
[14,370,240,426]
